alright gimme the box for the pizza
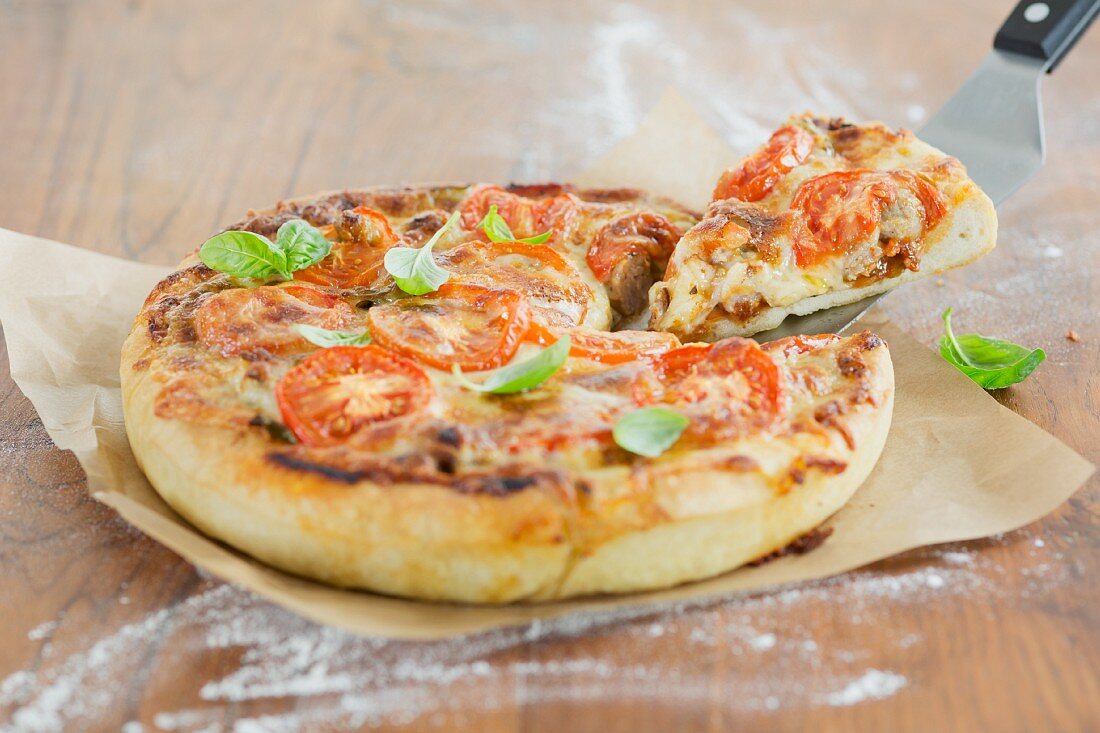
[650,115,998,340]
[121,179,897,604]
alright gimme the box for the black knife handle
[994,0,1100,71]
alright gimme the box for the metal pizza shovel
[755,0,1099,342]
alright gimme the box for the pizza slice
[649,114,998,340]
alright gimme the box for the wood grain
[1,1,1097,731]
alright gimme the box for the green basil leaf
[294,324,371,347]
[476,204,552,244]
[275,219,332,272]
[383,211,459,295]
[939,307,1045,389]
[199,230,290,280]
[612,406,689,457]
[452,335,571,394]
[514,230,553,245]
[476,205,515,242]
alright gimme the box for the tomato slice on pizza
[654,338,784,440]
[527,324,680,365]
[367,283,531,371]
[295,206,398,289]
[791,169,947,268]
[712,124,814,202]
[459,185,579,243]
[193,283,358,357]
[275,345,432,446]
[440,240,592,330]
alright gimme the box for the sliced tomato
[459,186,543,238]
[654,338,785,440]
[275,345,432,446]
[294,206,398,289]
[193,283,357,357]
[649,343,713,382]
[527,323,680,365]
[459,186,579,244]
[791,169,946,268]
[585,212,682,282]
[439,240,591,330]
[713,124,814,202]
[367,283,531,371]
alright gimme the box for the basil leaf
[275,219,332,272]
[476,204,552,245]
[199,230,291,280]
[613,406,689,457]
[384,211,459,295]
[939,308,1046,389]
[476,205,515,242]
[294,324,371,347]
[452,335,571,394]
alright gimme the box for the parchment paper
[0,90,1092,639]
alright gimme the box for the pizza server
[757,0,1099,342]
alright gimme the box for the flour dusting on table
[1,536,1070,731]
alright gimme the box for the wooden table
[2,1,1097,730]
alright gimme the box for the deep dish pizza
[650,114,997,340]
[121,176,900,603]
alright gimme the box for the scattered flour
[821,669,909,707]
[1,540,1069,731]
[25,621,59,642]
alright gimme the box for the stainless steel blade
[918,50,1046,205]
[753,50,1044,343]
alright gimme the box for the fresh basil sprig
[476,204,552,245]
[452,335,571,394]
[199,219,332,281]
[276,220,333,272]
[613,406,689,457]
[384,211,459,295]
[939,308,1045,389]
[294,324,372,347]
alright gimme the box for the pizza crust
[122,297,893,603]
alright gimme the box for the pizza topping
[193,284,358,357]
[439,240,591,330]
[200,219,332,282]
[586,212,681,277]
[712,125,814,202]
[275,345,432,446]
[612,406,689,457]
[791,169,946,269]
[585,212,683,317]
[294,207,397,289]
[452,335,571,394]
[654,338,785,439]
[528,324,680,365]
[763,333,842,359]
[476,204,552,244]
[295,323,372,347]
[460,185,580,245]
[367,283,531,371]
[383,211,460,295]
[459,358,658,453]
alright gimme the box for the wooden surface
[1,1,1097,731]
